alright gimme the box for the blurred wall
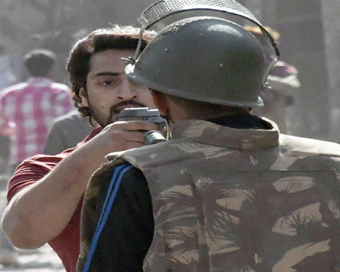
[277,0,330,140]
[322,0,340,142]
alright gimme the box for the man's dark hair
[24,49,57,77]
[66,25,156,119]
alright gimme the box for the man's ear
[79,87,89,107]
[151,90,168,116]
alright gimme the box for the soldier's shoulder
[280,134,340,158]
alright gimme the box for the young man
[79,11,340,272]
[1,25,157,272]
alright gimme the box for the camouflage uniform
[78,118,340,272]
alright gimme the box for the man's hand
[86,120,159,160]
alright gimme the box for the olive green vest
[80,119,340,271]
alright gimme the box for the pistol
[116,107,167,145]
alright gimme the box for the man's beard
[89,100,147,127]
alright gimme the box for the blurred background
[0,0,339,141]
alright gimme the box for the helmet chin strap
[121,25,147,66]
[160,112,172,139]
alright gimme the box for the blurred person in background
[245,25,301,134]
[2,26,157,272]
[0,49,73,174]
[43,110,94,155]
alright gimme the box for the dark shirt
[208,114,271,130]
[83,115,267,271]
[83,165,154,272]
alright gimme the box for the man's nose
[116,79,137,100]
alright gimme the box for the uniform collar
[171,117,279,151]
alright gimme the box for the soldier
[78,3,340,272]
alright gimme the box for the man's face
[80,49,155,127]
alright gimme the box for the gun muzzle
[144,130,166,145]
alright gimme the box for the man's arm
[1,120,158,249]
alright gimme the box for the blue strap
[82,163,133,272]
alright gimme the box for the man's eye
[101,80,113,85]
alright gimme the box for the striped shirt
[0,77,73,164]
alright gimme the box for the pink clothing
[0,113,15,138]
[0,78,73,164]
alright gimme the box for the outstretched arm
[2,120,158,249]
